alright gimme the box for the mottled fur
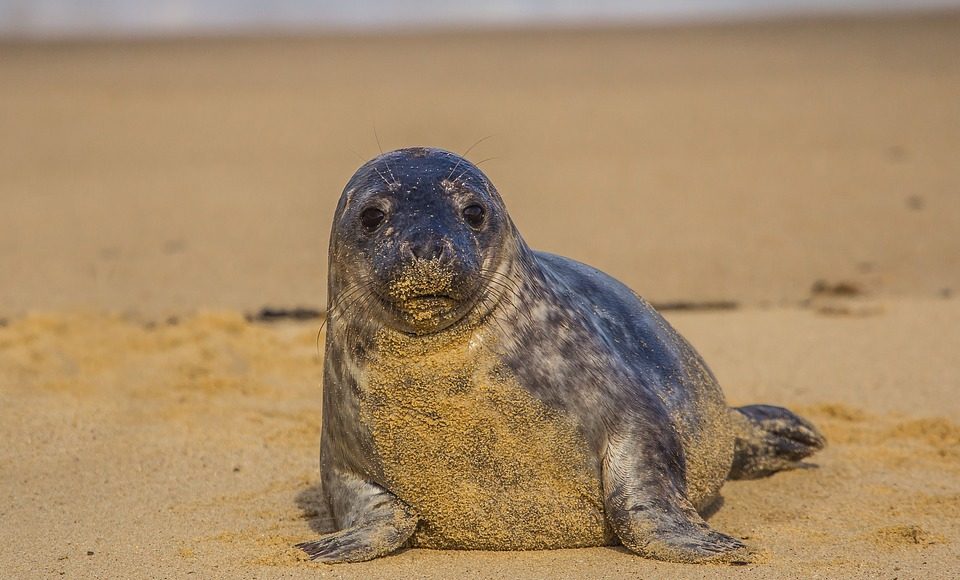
[297,148,825,564]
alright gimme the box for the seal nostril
[408,237,449,261]
[413,245,438,260]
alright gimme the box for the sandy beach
[1,12,959,579]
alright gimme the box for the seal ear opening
[727,404,826,480]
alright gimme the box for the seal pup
[297,147,825,564]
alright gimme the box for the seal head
[328,147,513,335]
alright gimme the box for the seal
[297,147,825,564]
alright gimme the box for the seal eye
[360,207,385,231]
[463,204,485,228]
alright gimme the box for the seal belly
[360,327,610,550]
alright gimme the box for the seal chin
[390,293,473,335]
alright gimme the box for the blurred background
[1,1,958,316]
[3,1,959,37]
[3,6,960,578]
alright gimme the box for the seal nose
[401,235,453,262]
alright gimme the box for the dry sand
[1,12,959,580]
[2,304,958,579]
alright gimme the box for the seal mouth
[378,259,477,332]
[405,292,454,302]
[395,293,460,324]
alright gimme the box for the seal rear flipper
[728,404,826,480]
[296,498,418,563]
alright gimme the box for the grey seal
[297,147,825,564]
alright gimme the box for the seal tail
[727,404,826,480]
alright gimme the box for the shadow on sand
[294,481,337,535]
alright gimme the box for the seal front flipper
[296,477,418,563]
[728,404,826,480]
[602,427,749,564]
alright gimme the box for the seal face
[326,147,509,336]
[297,147,825,564]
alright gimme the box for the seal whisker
[453,167,472,186]
[453,157,497,186]
[315,318,325,361]
[476,269,532,319]
[384,160,400,188]
[335,291,380,352]
[475,275,539,333]
[373,166,394,190]
[462,135,494,159]
[472,277,516,310]
[458,157,498,185]
[326,277,380,321]
[331,281,379,320]
[447,135,494,180]
[346,146,366,163]
[481,268,545,331]
[348,292,395,348]
[330,277,378,312]
[320,280,379,358]
[446,157,464,182]
[476,273,525,307]
[473,288,511,352]
[478,268,525,296]
[475,275,522,307]
[325,282,377,331]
